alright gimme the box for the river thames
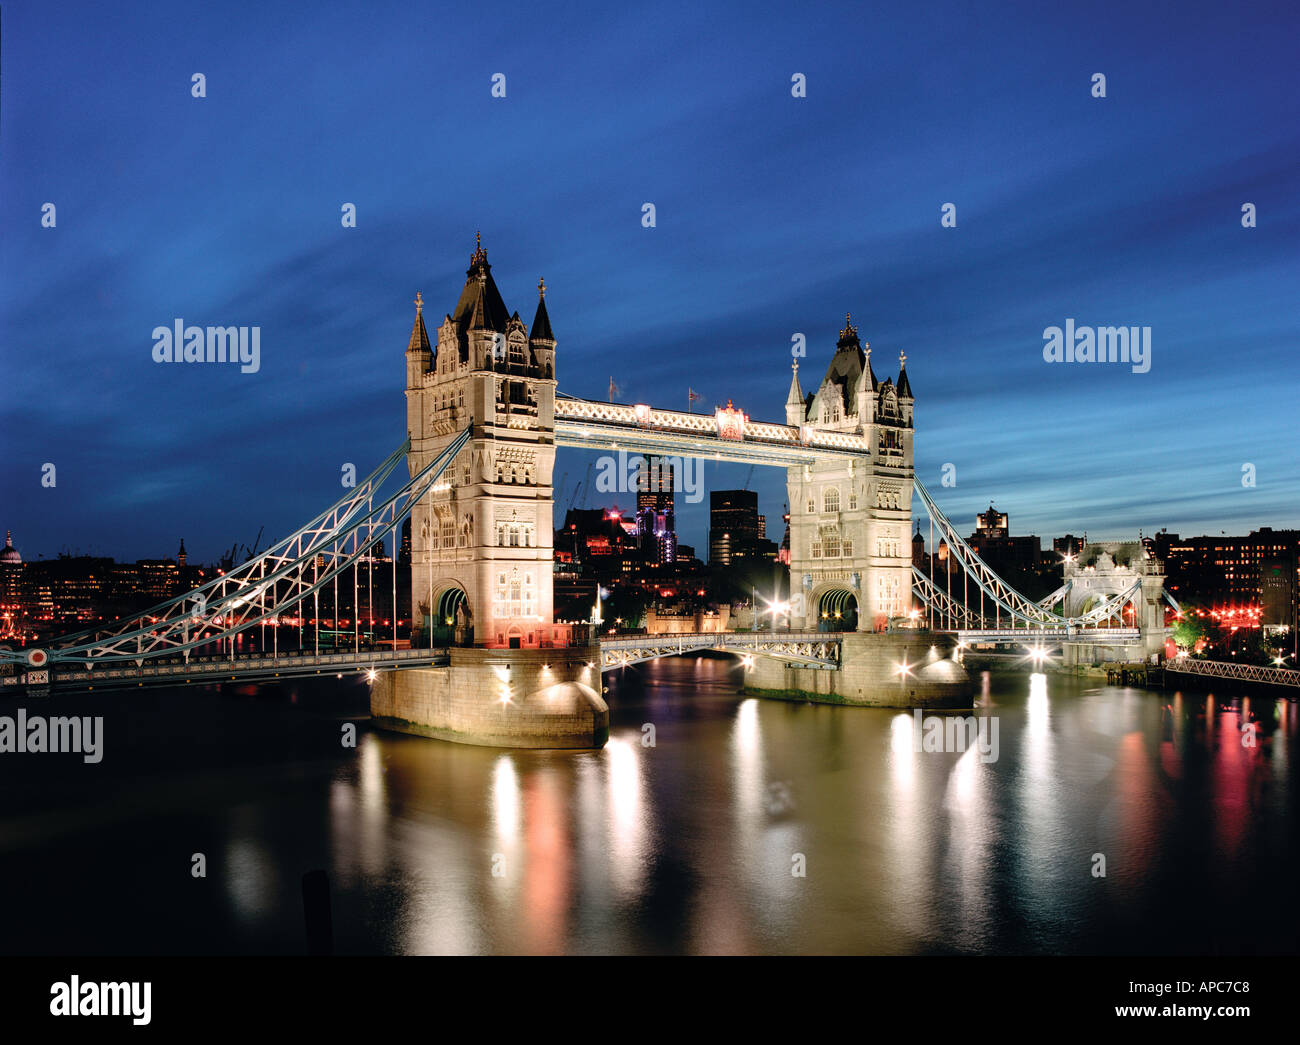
[1,657,1296,955]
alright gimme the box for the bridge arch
[426,584,469,643]
[814,584,859,632]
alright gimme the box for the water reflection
[3,661,1297,955]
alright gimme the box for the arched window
[824,488,840,513]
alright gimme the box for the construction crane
[570,460,594,511]
[241,525,265,563]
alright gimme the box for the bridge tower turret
[405,235,558,648]
[786,315,914,633]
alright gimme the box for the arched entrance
[817,588,859,632]
[430,586,468,644]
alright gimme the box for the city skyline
[3,0,1297,563]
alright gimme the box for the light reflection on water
[1,658,1297,955]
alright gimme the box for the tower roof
[530,278,554,343]
[450,233,511,344]
[814,313,868,418]
[897,348,913,398]
[407,291,431,353]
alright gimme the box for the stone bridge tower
[405,236,558,648]
[784,316,914,632]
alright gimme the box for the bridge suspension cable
[911,478,1143,631]
[6,429,472,667]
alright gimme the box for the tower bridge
[3,237,1172,747]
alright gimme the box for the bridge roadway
[5,634,844,693]
[600,630,842,670]
[947,627,1142,645]
[2,647,451,693]
[4,627,1154,693]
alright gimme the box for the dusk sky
[2,0,1297,563]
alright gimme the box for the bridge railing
[1165,656,1300,688]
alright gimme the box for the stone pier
[370,645,608,749]
[744,631,972,708]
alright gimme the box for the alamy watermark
[594,450,704,504]
[50,976,150,1025]
[1042,319,1150,374]
[0,708,104,763]
[897,709,1000,764]
[151,319,261,374]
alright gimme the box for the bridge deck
[4,647,450,693]
[948,627,1142,643]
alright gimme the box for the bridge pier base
[744,631,972,708]
[369,646,608,749]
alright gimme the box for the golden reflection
[605,737,649,896]
[492,754,521,843]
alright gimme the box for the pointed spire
[863,340,877,392]
[530,277,554,343]
[897,347,913,398]
[407,291,431,353]
[786,359,803,407]
[471,230,487,267]
[838,312,859,348]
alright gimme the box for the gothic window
[877,574,901,616]
[440,514,455,549]
[842,538,853,557]
[523,571,536,618]
[848,492,858,510]
[806,498,815,514]
[821,526,841,558]
[823,488,840,513]
[509,338,526,365]
[811,538,822,559]
[457,389,464,408]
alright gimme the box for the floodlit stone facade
[404,236,560,649]
[784,316,915,632]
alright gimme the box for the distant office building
[1053,534,1084,558]
[1157,528,1300,625]
[399,517,412,565]
[1261,556,1297,634]
[967,504,1041,575]
[975,505,1009,538]
[635,455,677,565]
[708,490,776,565]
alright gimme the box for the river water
[1,657,1296,954]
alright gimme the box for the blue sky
[2,0,1297,562]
